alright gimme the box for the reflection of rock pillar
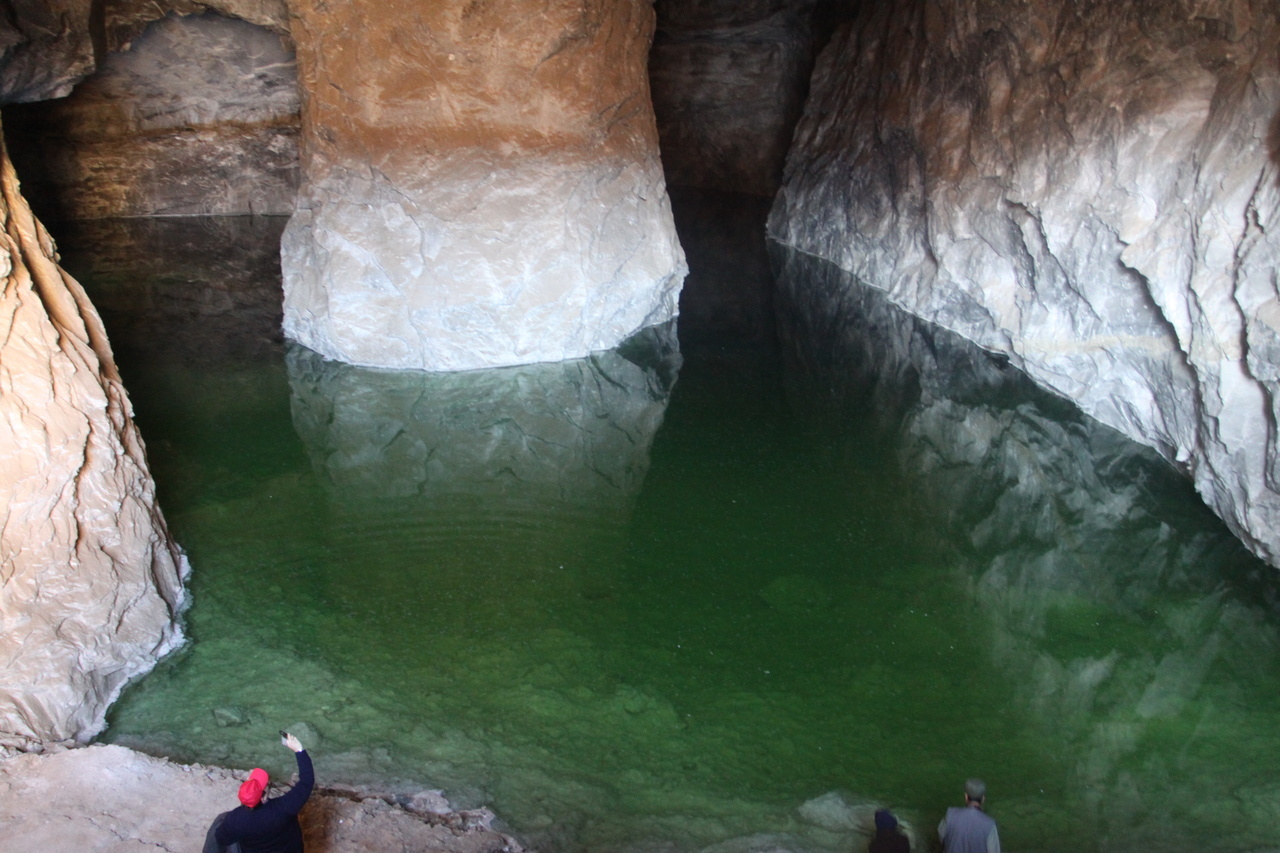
[281,0,687,372]
[285,326,680,512]
[0,131,187,748]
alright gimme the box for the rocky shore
[0,743,525,853]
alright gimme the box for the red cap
[238,768,269,807]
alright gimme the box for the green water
[54,216,1280,853]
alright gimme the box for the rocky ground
[0,743,525,853]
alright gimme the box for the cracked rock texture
[6,10,299,219]
[0,743,524,852]
[281,0,686,372]
[769,0,1280,567]
[0,128,187,747]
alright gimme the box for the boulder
[0,130,187,748]
[769,0,1280,567]
[281,0,686,372]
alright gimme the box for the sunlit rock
[769,0,1280,567]
[5,11,298,220]
[0,132,187,749]
[285,325,680,512]
[281,0,686,372]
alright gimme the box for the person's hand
[282,732,304,753]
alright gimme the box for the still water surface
[53,216,1280,853]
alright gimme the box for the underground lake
[48,212,1280,853]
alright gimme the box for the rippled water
[51,212,1280,853]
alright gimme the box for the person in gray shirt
[937,778,1000,853]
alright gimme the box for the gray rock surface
[5,11,299,219]
[769,0,1280,567]
[0,0,95,103]
[281,0,685,372]
[0,743,523,852]
[0,131,187,748]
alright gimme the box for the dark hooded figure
[208,732,314,853]
[869,808,911,853]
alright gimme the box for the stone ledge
[0,743,525,853]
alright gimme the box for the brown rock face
[281,0,686,371]
[0,128,187,748]
[5,11,299,220]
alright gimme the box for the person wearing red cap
[213,732,314,853]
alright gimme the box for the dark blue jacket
[216,750,314,853]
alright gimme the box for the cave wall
[280,0,686,372]
[5,10,299,220]
[769,0,1280,567]
[649,0,827,197]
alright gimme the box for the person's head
[874,809,899,833]
[964,778,987,807]
[239,768,270,808]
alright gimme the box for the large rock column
[770,0,1280,567]
[281,0,687,372]
[0,131,187,749]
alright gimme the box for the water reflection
[285,327,681,512]
[50,216,287,364]
[772,243,1280,852]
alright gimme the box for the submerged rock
[769,0,1280,568]
[0,128,187,748]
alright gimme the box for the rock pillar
[281,0,687,372]
[770,0,1280,567]
[0,130,187,748]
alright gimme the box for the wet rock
[769,0,1280,568]
[283,720,321,748]
[212,706,251,728]
[797,791,872,832]
[0,128,187,748]
[280,0,685,371]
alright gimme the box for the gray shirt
[938,805,1000,853]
